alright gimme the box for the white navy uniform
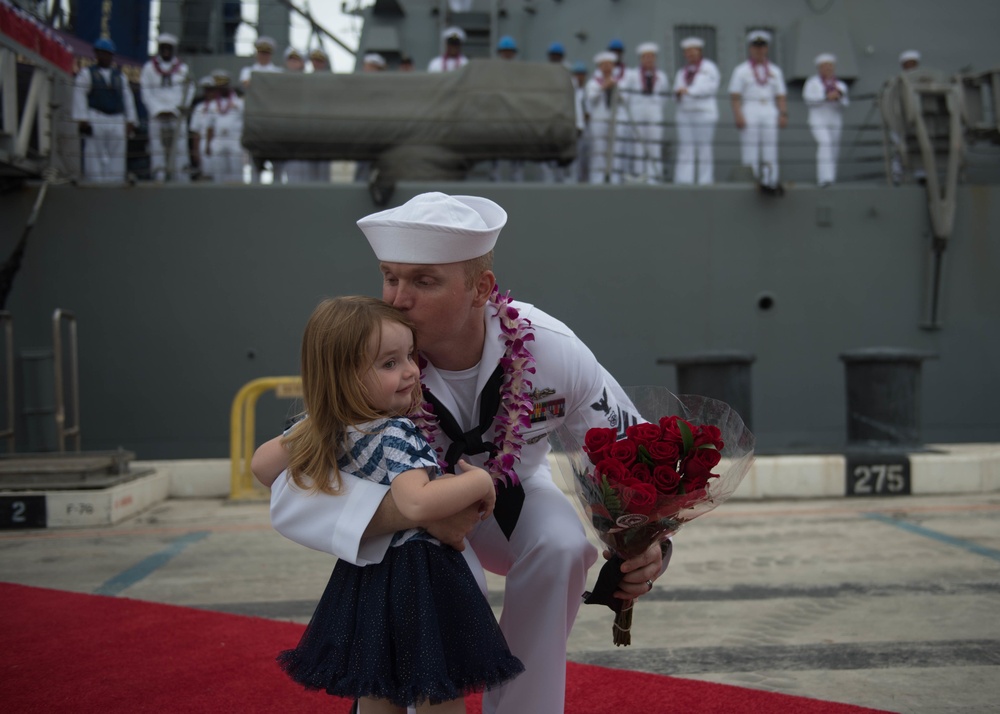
[621,66,669,181]
[238,60,282,86]
[71,65,138,182]
[728,59,787,186]
[139,56,193,182]
[427,54,468,73]
[204,92,245,184]
[188,93,213,179]
[586,75,629,184]
[239,62,281,182]
[803,74,849,185]
[271,300,641,714]
[673,58,721,185]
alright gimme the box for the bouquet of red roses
[551,387,755,645]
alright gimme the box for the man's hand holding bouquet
[552,387,755,645]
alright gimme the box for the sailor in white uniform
[308,47,331,73]
[72,38,138,183]
[255,192,670,714]
[672,36,721,185]
[803,53,849,186]
[188,75,216,180]
[586,51,629,184]
[239,35,282,87]
[280,47,310,184]
[490,36,525,183]
[428,27,469,73]
[728,30,787,188]
[622,42,669,182]
[139,33,193,182]
[239,36,282,183]
[203,71,244,184]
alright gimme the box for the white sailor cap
[363,53,386,67]
[157,33,178,46]
[211,69,231,85]
[255,36,276,51]
[747,30,772,45]
[593,50,617,65]
[442,26,466,42]
[815,53,836,66]
[198,75,214,88]
[358,193,507,265]
[899,50,921,65]
[636,42,659,56]
[284,46,303,60]
[680,37,704,50]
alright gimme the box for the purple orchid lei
[410,285,536,488]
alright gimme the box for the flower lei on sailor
[153,55,182,78]
[410,284,535,538]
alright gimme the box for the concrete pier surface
[2,490,998,714]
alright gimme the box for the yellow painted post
[229,377,302,500]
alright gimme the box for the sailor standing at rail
[672,36,720,185]
[728,30,787,189]
[203,71,245,184]
[279,48,309,184]
[188,75,216,181]
[239,36,282,184]
[72,38,138,183]
[803,53,849,186]
[621,42,669,183]
[587,51,629,184]
[428,27,469,72]
[490,36,525,183]
[139,33,193,182]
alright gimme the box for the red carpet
[0,582,891,713]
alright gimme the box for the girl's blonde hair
[282,296,421,495]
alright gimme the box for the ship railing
[960,67,1000,143]
[52,308,80,452]
[0,27,69,179]
[229,376,302,500]
[0,311,13,452]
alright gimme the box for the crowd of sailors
[71,28,923,188]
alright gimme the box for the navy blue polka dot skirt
[277,539,524,707]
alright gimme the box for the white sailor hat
[636,42,659,56]
[198,75,214,88]
[357,192,507,265]
[747,30,772,45]
[815,53,836,65]
[211,69,231,85]
[363,53,386,67]
[680,37,705,50]
[157,33,178,46]
[284,46,303,60]
[593,50,617,65]
[899,50,921,65]
[255,36,276,52]
[442,26,466,42]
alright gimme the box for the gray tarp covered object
[241,59,578,174]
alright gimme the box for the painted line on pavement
[863,513,1000,562]
[94,531,211,596]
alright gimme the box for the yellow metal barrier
[229,376,302,500]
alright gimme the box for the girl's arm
[391,459,496,524]
[251,436,288,487]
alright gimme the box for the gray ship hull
[3,181,997,458]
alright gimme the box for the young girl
[276,296,523,713]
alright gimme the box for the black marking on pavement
[569,639,1000,675]
[647,580,1000,602]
